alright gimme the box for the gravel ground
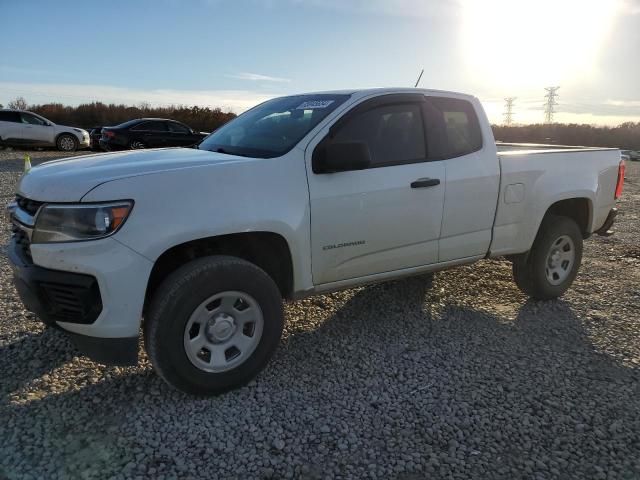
[1,149,639,480]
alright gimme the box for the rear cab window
[424,96,483,159]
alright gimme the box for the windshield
[199,94,350,158]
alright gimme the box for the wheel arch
[55,131,79,147]
[542,197,593,238]
[506,196,593,263]
[144,231,294,311]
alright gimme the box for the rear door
[0,111,23,144]
[19,112,54,146]
[306,94,446,285]
[424,96,500,261]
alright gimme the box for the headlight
[32,201,133,243]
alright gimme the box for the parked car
[88,127,103,151]
[0,109,89,151]
[99,118,207,150]
[621,150,639,161]
[8,88,625,395]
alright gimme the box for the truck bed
[496,142,618,154]
[490,144,622,257]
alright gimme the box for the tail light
[103,131,115,139]
[614,159,625,199]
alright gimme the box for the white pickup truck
[8,88,625,395]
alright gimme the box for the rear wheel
[129,140,146,150]
[144,255,284,395]
[56,134,78,152]
[512,215,583,299]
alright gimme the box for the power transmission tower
[544,86,560,123]
[503,97,516,125]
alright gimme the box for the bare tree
[8,97,28,110]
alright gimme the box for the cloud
[480,96,640,126]
[227,72,291,83]
[238,0,460,18]
[0,65,73,78]
[0,82,279,113]
[560,99,640,117]
[622,0,640,13]
[301,0,460,16]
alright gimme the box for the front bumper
[76,133,90,148]
[9,238,103,326]
[8,235,153,365]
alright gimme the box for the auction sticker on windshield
[296,100,335,109]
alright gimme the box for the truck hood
[18,148,248,202]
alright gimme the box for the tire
[129,139,146,150]
[512,215,583,300]
[144,255,284,395]
[56,134,78,152]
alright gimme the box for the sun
[460,0,621,90]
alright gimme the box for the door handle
[410,178,440,188]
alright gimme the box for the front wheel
[512,215,583,300]
[144,255,284,395]
[56,134,78,152]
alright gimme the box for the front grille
[15,194,43,217]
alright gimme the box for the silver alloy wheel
[183,291,264,372]
[59,136,76,151]
[544,235,575,285]
[130,141,145,149]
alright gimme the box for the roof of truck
[295,87,477,100]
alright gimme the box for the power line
[503,97,516,125]
[544,86,560,124]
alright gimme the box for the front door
[19,112,54,146]
[166,121,197,146]
[306,94,446,285]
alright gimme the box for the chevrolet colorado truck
[7,89,625,395]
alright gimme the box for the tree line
[3,97,236,133]
[2,96,638,149]
[492,122,640,151]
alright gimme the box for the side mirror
[313,141,371,174]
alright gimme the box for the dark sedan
[99,118,207,151]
